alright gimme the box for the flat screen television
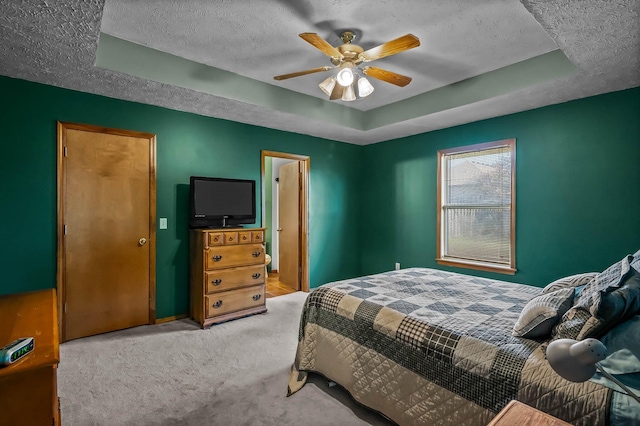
[189,176,256,229]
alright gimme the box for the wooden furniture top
[0,289,60,378]
[488,400,572,426]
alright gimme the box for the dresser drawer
[238,231,252,244]
[205,243,265,270]
[207,232,225,246]
[223,231,239,244]
[205,265,265,293]
[251,230,264,243]
[205,285,265,318]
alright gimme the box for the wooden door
[57,122,156,341]
[278,161,300,291]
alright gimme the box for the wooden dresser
[0,289,60,426]
[190,228,267,328]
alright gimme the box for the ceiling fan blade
[329,84,345,100]
[363,66,412,87]
[299,33,343,59]
[274,66,333,80]
[360,34,420,62]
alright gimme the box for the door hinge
[64,303,67,313]
[63,146,67,157]
[64,224,67,234]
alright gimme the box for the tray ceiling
[0,0,638,145]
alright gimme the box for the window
[437,139,516,274]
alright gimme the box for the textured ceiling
[100,0,558,111]
[0,0,638,145]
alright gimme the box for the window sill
[436,258,516,275]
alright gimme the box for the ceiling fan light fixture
[357,76,374,98]
[276,32,419,102]
[342,83,356,101]
[336,68,354,87]
[319,76,337,96]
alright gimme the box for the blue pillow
[590,315,640,426]
[598,315,640,375]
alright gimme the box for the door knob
[138,238,147,246]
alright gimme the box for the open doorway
[261,150,310,294]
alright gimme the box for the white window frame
[436,139,516,274]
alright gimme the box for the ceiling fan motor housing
[336,44,364,66]
[273,31,419,96]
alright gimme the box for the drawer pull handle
[252,251,261,257]
[212,279,222,285]
[252,294,262,301]
[252,273,261,279]
[213,255,222,262]
[213,300,223,308]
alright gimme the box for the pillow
[577,267,640,339]
[552,255,634,341]
[512,287,575,338]
[598,315,640,375]
[587,315,640,409]
[542,272,598,294]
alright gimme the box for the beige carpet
[58,292,393,425]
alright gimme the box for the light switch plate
[159,218,168,229]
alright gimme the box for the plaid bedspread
[288,268,612,425]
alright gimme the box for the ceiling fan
[274,30,420,101]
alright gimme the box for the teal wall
[0,75,362,317]
[1,74,637,318]
[361,87,640,287]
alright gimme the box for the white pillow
[542,272,598,294]
[513,287,575,339]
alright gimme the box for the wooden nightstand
[0,289,60,425]
[488,400,572,426]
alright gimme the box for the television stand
[220,216,244,228]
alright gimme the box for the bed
[287,252,640,425]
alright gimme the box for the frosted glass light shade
[336,68,354,86]
[546,338,640,403]
[342,83,356,101]
[547,338,605,382]
[357,77,374,97]
[319,77,336,96]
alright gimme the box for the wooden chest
[190,228,267,328]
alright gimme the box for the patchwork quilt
[288,268,613,425]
